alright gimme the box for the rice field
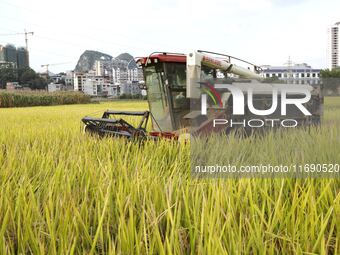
[0,98,339,254]
[0,91,91,107]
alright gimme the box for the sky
[0,0,339,73]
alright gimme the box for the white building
[48,83,62,92]
[113,67,143,84]
[74,72,102,95]
[112,67,128,84]
[120,82,141,95]
[95,60,104,76]
[82,79,99,96]
[95,60,112,78]
[64,71,74,87]
[127,68,144,82]
[102,83,120,97]
[74,71,119,96]
[74,57,144,97]
[74,72,89,92]
[329,22,340,69]
[261,63,321,85]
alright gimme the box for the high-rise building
[17,47,29,69]
[329,22,340,69]
[0,45,6,62]
[0,44,29,69]
[5,44,17,66]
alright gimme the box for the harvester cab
[81,50,322,139]
[138,52,189,132]
[137,51,267,133]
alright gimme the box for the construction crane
[41,62,71,76]
[0,29,34,51]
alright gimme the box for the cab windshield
[144,62,189,131]
[144,65,173,131]
[164,63,190,129]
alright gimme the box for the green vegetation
[0,66,17,88]
[0,67,47,90]
[0,99,339,254]
[17,67,47,90]
[0,91,91,108]
[119,93,147,100]
[320,68,340,96]
[320,68,340,78]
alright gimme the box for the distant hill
[115,53,137,69]
[74,50,137,72]
[74,50,112,72]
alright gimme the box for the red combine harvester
[81,50,322,140]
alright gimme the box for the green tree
[30,77,47,90]
[320,68,340,95]
[0,67,17,89]
[18,67,37,84]
[320,68,340,78]
[18,67,47,90]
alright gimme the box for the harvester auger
[82,50,323,139]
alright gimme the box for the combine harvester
[82,50,322,140]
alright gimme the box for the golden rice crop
[0,99,339,254]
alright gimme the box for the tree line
[0,66,47,90]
